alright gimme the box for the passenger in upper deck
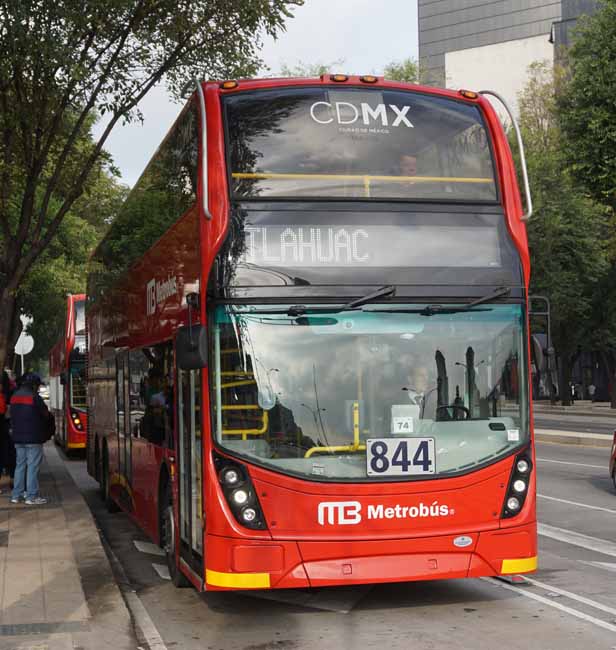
[398,154,417,177]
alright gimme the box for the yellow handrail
[222,405,269,439]
[304,401,365,458]
[221,379,257,389]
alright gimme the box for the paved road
[61,441,616,650]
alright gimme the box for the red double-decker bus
[49,293,88,451]
[87,76,536,590]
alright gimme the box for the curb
[44,444,139,650]
[535,429,613,448]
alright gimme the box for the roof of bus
[89,76,490,265]
[208,75,480,104]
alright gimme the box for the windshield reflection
[212,304,528,481]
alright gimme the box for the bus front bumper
[204,521,537,590]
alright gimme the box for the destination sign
[242,225,501,268]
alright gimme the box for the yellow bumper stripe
[206,569,270,589]
[501,556,538,574]
[67,442,86,449]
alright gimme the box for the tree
[12,171,128,372]
[557,2,616,405]
[0,0,301,370]
[383,58,421,83]
[517,62,612,404]
[558,2,616,213]
[279,60,345,77]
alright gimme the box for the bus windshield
[75,300,85,335]
[212,303,528,481]
[224,87,497,201]
[70,360,87,409]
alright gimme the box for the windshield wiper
[341,284,396,310]
[360,287,512,316]
[287,285,396,316]
[418,287,511,316]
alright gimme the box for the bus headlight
[220,467,242,487]
[231,489,249,506]
[513,479,527,493]
[507,497,521,511]
[502,451,532,519]
[241,507,258,523]
[214,453,267,531]
[70,410,84,431]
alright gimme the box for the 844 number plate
[366,438,435,476]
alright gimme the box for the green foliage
[558,1,616,212]
[278,56,422,83]
[279,60,345,77]
[18,171,127,368]
[383,58,421,83]
[0,0,301,368]
[518,62,611,362]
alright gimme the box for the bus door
[116,352,131,488]
[177,367,203,572]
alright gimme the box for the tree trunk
[598,350,616,409]
[559,351,573,406]
[0,289,17,372]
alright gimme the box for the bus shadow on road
[201,578,508,615]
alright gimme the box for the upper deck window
[74,300,85,335]
[224,87,497,201]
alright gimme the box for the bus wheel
[161,486,190,588]
[101,448,119,513]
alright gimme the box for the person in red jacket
[0,370,13,491]
[9,373,51,505]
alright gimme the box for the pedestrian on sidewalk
[588,383,596,401]
[0,370,11,492]
[9,372,53,505]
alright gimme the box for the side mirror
[176,325,208,370]
[60,371,67,385]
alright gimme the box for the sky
[96,0,419,187]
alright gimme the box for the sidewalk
[533,400,616,418]
[535,428,614,448]
[0,444,137,650]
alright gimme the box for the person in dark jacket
[10,372,50,505]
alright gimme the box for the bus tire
[161,484,190,588]
[101,446,119,513]
[94,439,100,483]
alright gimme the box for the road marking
[581,561,616,573]
[537,494,616,514]
[539,523,616,558]
[152,563,171,580]
[536,457,606,469]
[134,540,165,557]
[123,590,169,650]
[523,576,616,618]
[103,538,168,650]
[485,577,616,634]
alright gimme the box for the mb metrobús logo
[317,500,454,525]
[146,275,178,315]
